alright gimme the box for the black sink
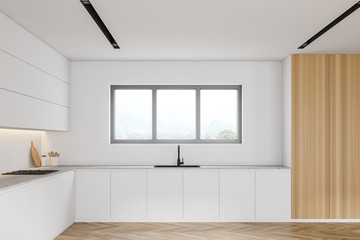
[154,165,200,168]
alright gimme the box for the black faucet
[177,145,184,167]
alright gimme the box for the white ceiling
[0,0,359,61]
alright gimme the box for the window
[157,90,196,140]
[111,85,242,143]
[113,89,152,140]
[200,90,238,140]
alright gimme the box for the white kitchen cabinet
[0,50,70,107]
[0,171,75,240]
[72,168,291,222]
[0,11,70,131]
[147,170,182,220]
[0,89,70,131]
[111,170,147,220]
[183,171,219,220]
[76,170,110,220]
[256,170,291,219]
[0,11,69,82]
[219,170,255,219]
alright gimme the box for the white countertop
[61,165,289,169]
[0,165,290,193]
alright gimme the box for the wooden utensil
[31,141,41,167]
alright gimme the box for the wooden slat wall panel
[291,54,330,219]
[330,54,360,219]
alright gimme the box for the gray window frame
[110,85,242,144]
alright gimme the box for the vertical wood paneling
[330,55,360,219]
[291,54,330,219]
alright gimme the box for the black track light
[298,1,360,49]
[80,0,120,49]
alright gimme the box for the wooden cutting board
[31,141,41,167]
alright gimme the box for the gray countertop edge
[0,165,290,193]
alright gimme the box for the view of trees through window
[111,86,241,143]
[200,89,238,140]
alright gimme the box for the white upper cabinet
[0,11,70,131]
[0,12,69,82]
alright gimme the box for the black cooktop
[2,170,59,175]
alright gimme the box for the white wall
[0,11,69,173]
[281,56,291,167]
[0,129,43,173]
[45,61,282,166]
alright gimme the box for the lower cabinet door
[183,171,219,220]
[220,170,255,219]
[0,171,75,240]
[76,170,110,220]
[147,171,183,220]
[111,170,147,220]
[256,170,291,219]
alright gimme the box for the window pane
[114,90,152,140]
[157,90,196,140]
[201,90,238,140]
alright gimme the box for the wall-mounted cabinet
[0,11,70,131]
[291,54,360,219]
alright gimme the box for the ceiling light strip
[80,0,120,49]
[298,1,360,49]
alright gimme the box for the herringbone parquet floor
[55,222,360,240]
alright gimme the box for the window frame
[110,85,242,144]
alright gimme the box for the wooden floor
[55,222,360,240]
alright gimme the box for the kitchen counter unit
[0,169,75,240]
[75,167,291,221]
[0,165,289,193]
[0,166,74,193]
[0,165,291,226]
